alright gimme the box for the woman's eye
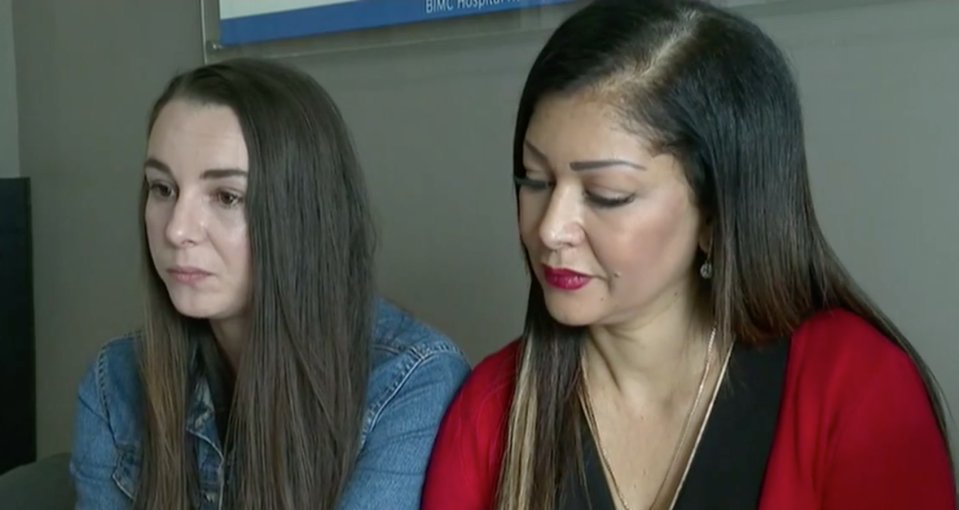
[514,174,635,208]
[216,191,244,208]
[513,176,553,190]
[148,183,175,199]
[587,192,635,209]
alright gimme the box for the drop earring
[699,257,713,280]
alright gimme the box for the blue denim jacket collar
[187,376,223,459]
[110,359,226,503]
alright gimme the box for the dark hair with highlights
[496,1,954,508]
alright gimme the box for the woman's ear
[698,217,713,254]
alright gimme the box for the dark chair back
[0,453,75,510]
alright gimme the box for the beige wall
[12,0,957,459]
[13,0,203,456]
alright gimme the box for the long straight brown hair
[134,58,376,510]
[496,1,955,508]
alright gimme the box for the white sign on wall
[217,0,576,47]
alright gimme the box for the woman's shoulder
[792,309,917,377]
[444,339,520,424]
[774,311,954,508]
[466,339,520,393]
[364,298,471,417]
[421,339,519,500]
[369,298,469,367]
[81,334,142,399]
[75,333,144,448]
[787,309,930,415]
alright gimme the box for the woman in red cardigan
[422,0,956,509]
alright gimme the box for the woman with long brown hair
[69,58,470,510]
[422,1,955,509]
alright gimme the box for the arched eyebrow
[524,140,645,171]
[144,157,247,179]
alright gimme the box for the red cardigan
[422,310,956,509]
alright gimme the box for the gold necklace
[582,327,717,510]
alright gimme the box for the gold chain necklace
[582,326,717,510]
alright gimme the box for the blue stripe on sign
[219,0,575,47]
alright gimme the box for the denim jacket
[69,299,471,510]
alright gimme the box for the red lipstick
[543,266,592,291]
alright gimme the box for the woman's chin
[543,295,600,327]
[167,294,223,320]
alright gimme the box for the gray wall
[12,0,958,458]
[0,0,18,178]
[12,0,203,456]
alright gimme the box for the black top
[559,338,791,510]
